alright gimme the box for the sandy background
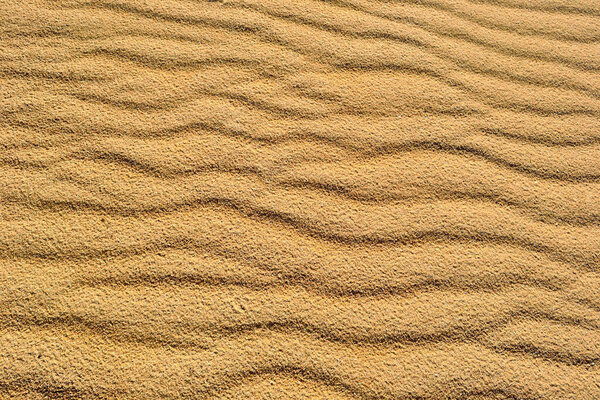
[1,0,600,398]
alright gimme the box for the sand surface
[1,0,600,398]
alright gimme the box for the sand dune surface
[1,0,600,398]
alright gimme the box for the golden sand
[1,0,600,398]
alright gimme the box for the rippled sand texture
[2,0,600,398]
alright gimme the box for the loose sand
[1,0,600,398]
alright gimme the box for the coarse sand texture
[1,0,600,398]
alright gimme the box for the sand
[1,0,600,398]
